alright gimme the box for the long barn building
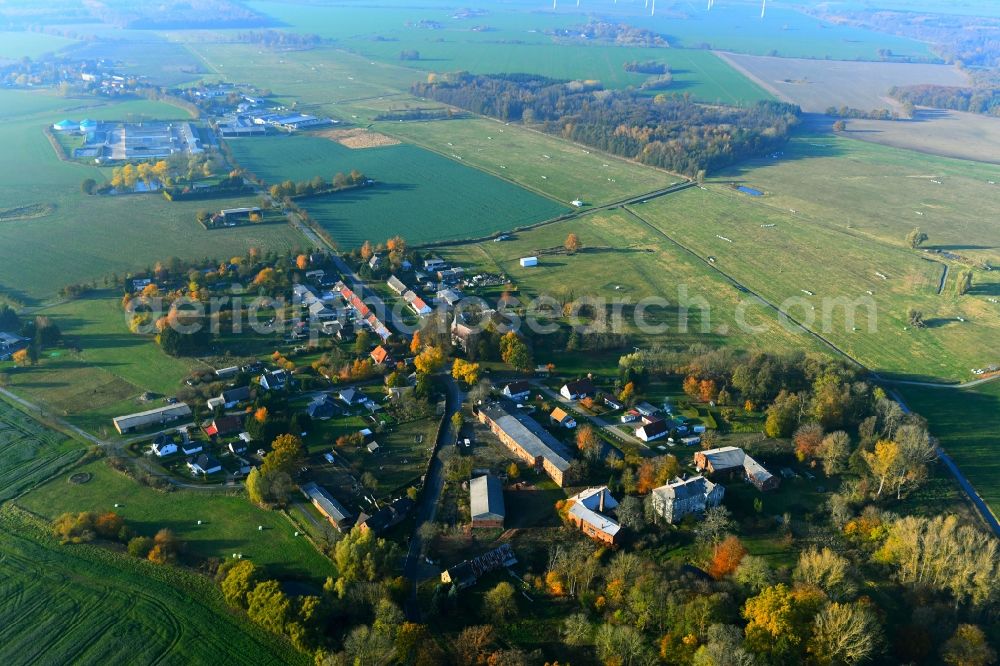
[475,402,571,487]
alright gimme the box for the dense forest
[889,85,1000,117]
[413,74,800,175]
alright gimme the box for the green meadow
[716,134,1000,266]
[0,31,76,60]
[438,207,823,355]
[0,90,307,301]
[630,185,999,382]
[377,117,675,206]
[227,134,568,247]
[1,292,202,435]
[18,459,335,580]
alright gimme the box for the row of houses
[336,282,392,341]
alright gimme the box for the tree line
[234,30,323,48]
[412,73,800,176]
[889,84,1000,117]
[267,170,367,200]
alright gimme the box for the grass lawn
[0,506,304,666]
[0,398,83,502]
[227,134,567,247]
[17,459,336,581]
[899,381,1000,517]
[438,207,823,356]
[0,90,308,302]
[630,184,999,382]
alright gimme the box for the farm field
[0,507,304,666]
[244,2,769,104]
[0,31,75,60]
[0,90,308,301]
[899,380,1000,517]
[0,399,83,502]
[377,117,675,206]
[629,185,999,382]
[836,111,1000,166]
[250,0,934,66]
[437,207,823,355]
[227,134,567,247]
[18,459,335,580]
[719,53,1000,161]
[1,292,201,435]
[715,134,1000,266]
[719,53,968,113]
[62,30,207,87]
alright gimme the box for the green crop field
[0,31,76,60]
[1,292,202,435]
[0,399,83,502]
[18,459,335,580]
[0,507,304,666]
[378,117,675,206]
[899,380,1000,517]
[0,90,308,301]
[715,134,1000,266]
[438,206,823,355]
[227,134,567,247]
[630,185,999,382]
[249,0,931,82]
[187,15,771,106]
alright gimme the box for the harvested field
[718,52,968,113]
[718,52,1000,162]
[318,128,400,149]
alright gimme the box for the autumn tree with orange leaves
[708,535,747,579]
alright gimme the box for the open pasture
[631,185,999,382]
[0,507,304,666]
[0,90,307,301]
[438,208,822,355]
[227,134,567,247]
[716,134,1000,266]
[899,380,1000,518]
[0,293,203,434]
[378,117,675,206]
[0,399,82,502]
[18,459,335,580]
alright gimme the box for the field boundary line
[621,204,869,371]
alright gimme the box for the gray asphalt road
[403,374,462,621]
